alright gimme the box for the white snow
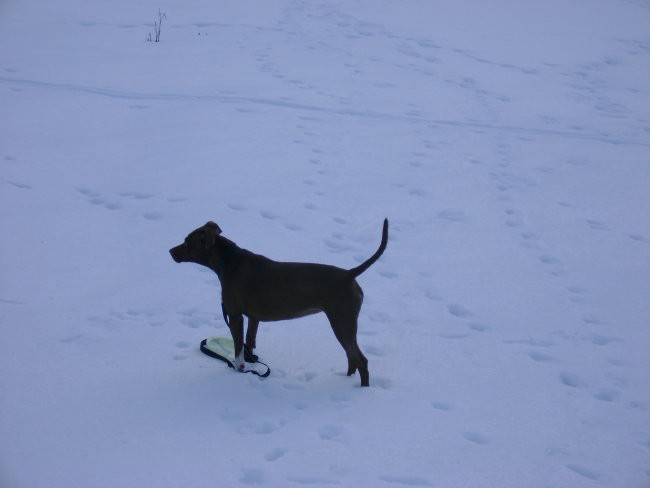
[1,1,649,487]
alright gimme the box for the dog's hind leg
[352,343,369,387]
[326,311,370,387]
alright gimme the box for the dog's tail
[348,218,389,279]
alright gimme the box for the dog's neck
[209,237,242,279]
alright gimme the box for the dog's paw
[234,355,246,372]
[244,346,259,363]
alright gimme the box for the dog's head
[169,221,222,265]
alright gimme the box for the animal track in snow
[463,432,490,445]
[364,345,386,356]
[379,475,433,486]
[297,371,318,382]
[586,219,609,231]
[324,237,355,253]
[238,420,282,435]
[594,388,619,402]
[431,401,454,411]
[528,350,553,362]
[437,209,466,223]
[265,447,287,461]
[9,180,31,189]
[467,322,490,332]
[119,191,153,200]
[560,372,587,388]
[447,304,473,318]
[76,187,121,211]
[260,210,280,220]
[143,211,162,220]
[373,377,391,389]
[330,391,351,403]
[566,464,601,481]
[318,424,346,443]
[379,269,397,278]
[287,476,340,485]
[284,222,303,231]
[227,203,247,211]
[239,468,265,485]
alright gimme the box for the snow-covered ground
[1,1,649,486]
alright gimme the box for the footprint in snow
[265,447,287,462]
[364,345,386,357]
[330,391,351,403]
[9,181,31,189]
[324,238,355,253]
[504,208,523,227]
[467,322,490,332]
[120,191,153,200]
[560,372,587,388]
[227,203,247,211]
[437,209,466,223]
[431,401,454,411]
[566,464,601,481]
[586,219,609,231]
[284,222,302,231]
[318,424,346,443]
[587,333,620,346]
[297,371,318,382]
[373,377,391,389]
[528,350,553,362]
[283,382,306,391]
[447,304,472,318]
[287,476,340,485]
[173,341,190,361]
[539,254,560,265]
[239,468,264,485]
[379,475,433,486]
[238,420,281,435]
[260,210,279,220]
[76,187,121,211]
[379,269,397,278]
[593,388,619,402]
[463,432,490,445]
[143,211,162,220]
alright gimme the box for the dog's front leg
[245,318,259,362]
[228,314,246,372]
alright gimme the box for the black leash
[200,339,271,378]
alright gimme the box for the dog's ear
[204,221,222,248]
[205,221,222,234]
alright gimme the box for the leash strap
[200,339,271,378]
[221,303,230,326]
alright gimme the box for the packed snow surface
[1,1,649,487]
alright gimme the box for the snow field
[1,1,649,487]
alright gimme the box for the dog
[169,218,388,387]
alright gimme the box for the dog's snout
[169,246,183,263]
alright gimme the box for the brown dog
[169,219,388,386]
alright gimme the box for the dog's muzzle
[169,247,183,263]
